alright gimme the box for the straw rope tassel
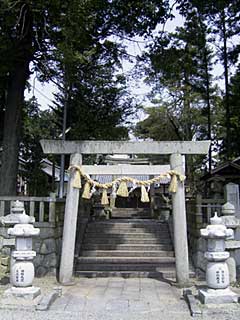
[179,174,185,182]
[82,182,91,199]
[116,181,128,197]
[72,169,81,189]
[110,195,116,208]
[141,185,150,203]
[110,183,117,208]
[168,174,178,193]
[101,189,109,205]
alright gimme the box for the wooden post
[39,201,44,222]
[149,175,155,217]
[30,201,35,217]
[196,194,203,225]
[59,153,82,285]
[170,153,190,286]
[0,201,5,217]
[49,193,56,223]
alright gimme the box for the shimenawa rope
[68,165,185,205]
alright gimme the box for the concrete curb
[36,288,61,311]
[183,289,202,317]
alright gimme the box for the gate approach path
[1,276,240,320]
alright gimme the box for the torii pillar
[59,153,82,284]
[170,153,189,286]
[40,139,210,286]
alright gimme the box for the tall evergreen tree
[225,66,240,159]
[135,7,220,186]
[139,8,216,141]
[180,0,240,159]
[0,0,170,195]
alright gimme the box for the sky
[25,74,58,111]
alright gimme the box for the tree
[135,105,182,141]
[51,24,134,141]
[138,8,216,142]
[0,0,170,195]
[222,67,240,159]
[179,0,240,159]
[0,1,34,195]
[134,6,222,187]
[20,98,59,196]
[191,10,216,171]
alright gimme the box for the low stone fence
[0,196,65,279]
[0,195,65,223]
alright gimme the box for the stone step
[84,238,172,244]
[77,256,175,264]
[86,229,169,235]
[112,208,150,212]
[80,250,174,257]
[111,208,150,214]
[75,270,195,279]
[76,262,175,272]
[89,218,160,223]
[87,226,169,232]
[111,213,151,218]
[75,270,174,279]
[88,219,166,226]
[82,244,173,251]
[84,233,170,239]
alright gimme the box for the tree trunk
[0,3,33,196]
[0,62,30,196]
[203,48,212,172]
[221,10,231,159]
[198,12,213,172]
[182,50,194,185]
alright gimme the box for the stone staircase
[75,216,181,279]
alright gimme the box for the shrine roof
[201,161,240,181]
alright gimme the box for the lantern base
[199,287,238,304]
[4,286,41,300]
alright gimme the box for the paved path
[50,277,192,320]
[0,277,240,319]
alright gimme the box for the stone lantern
[198,212,238,304]
[4,206,41,299]
[0,200,35,226]
[221,202,240,284]
[222,202,235,217]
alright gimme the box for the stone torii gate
[40,139,210,287]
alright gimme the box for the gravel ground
[0,276,239,320]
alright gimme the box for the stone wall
[0,249,10,283]
[33,222,63,277]
[0,222,63,278]
[190,235,208,279]
[0,227,15,281]
[186,199,208,278]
